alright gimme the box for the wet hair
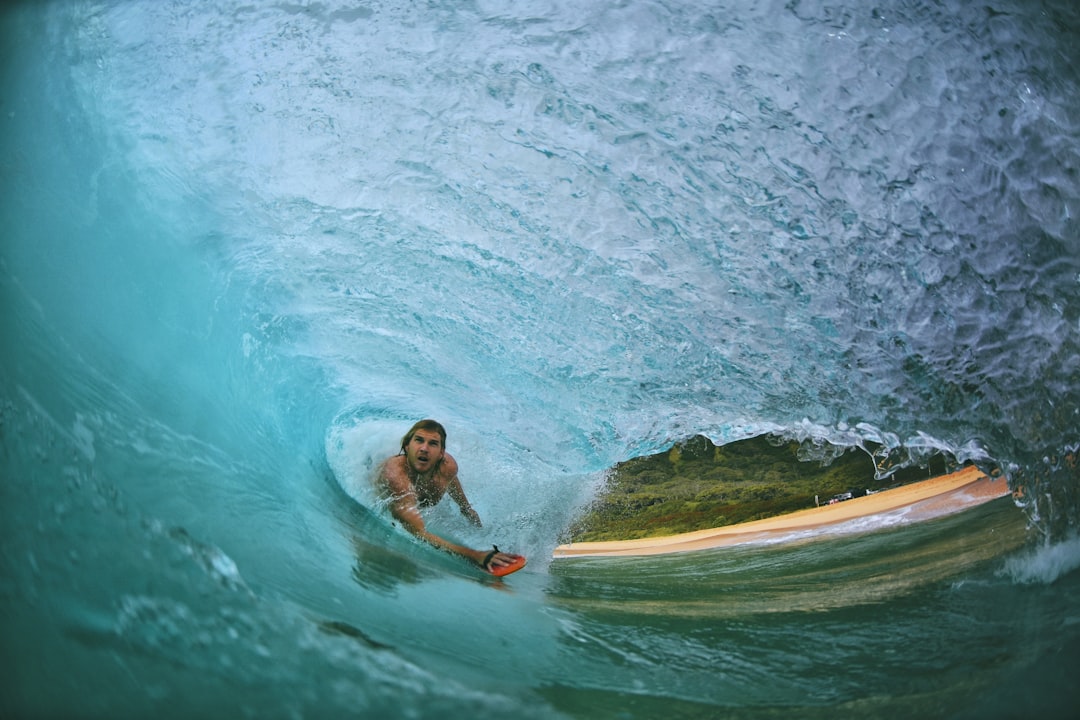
[399,419,447,454]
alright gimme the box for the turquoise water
[2,1,1079,718]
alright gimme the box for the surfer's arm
[447,476,482,527]
[386,492,487,563]
[378,458,514,570]
[388,494,518,572]
[380,467,487,565]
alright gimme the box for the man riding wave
[375,419,523,575]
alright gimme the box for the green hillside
[566,434,950,542]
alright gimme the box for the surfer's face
[405,429,444,474]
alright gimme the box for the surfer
[375,419,524,575]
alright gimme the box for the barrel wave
[2,1,1078,718]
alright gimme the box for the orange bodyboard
[486,554,527,577]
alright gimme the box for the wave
[4,0,1080,717]
[1004,534,1080,585]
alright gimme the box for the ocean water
[2,1,1079,718]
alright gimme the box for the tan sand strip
[553,465,1013,558]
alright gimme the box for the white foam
[1002,535,1080,585]
[324,418,403,506]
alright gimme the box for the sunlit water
[2,1,1079,718]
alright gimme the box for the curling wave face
[2,1,1079,718]
[44,2,1080,482]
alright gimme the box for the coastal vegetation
[566,434,950,542]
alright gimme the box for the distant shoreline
[553,466,1013,558]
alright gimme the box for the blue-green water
[2,1,1078,718]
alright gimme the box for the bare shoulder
[377,456,411,492]
[440,452,459,478]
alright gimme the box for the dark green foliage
[566,434,949,541]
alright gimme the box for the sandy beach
[553,465,1014,558]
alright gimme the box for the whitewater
[2,1,1078,718]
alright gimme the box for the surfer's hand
[476,545,527,577]
[486,551,516,569]
[477,545,516,570]
[463,507,482,527]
